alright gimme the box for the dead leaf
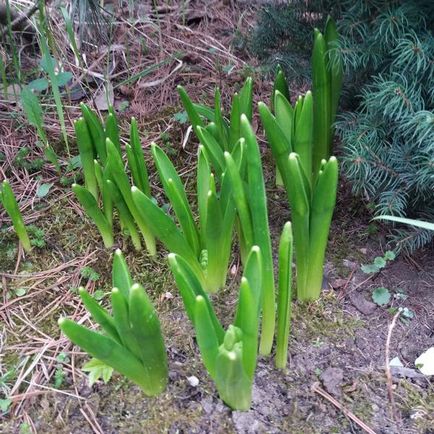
[93,82,114,111]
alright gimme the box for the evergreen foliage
[251,0,434,252]
[335,0,434,253]
[250,0,340,82]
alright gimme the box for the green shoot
[59,250,168,396]
[0,180,31,252]
[168,246,262,410]
[275,222,293,369]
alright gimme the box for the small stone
[187,375,199,387]
[320,367,344,398]
[389,357,403,367]
[201,397,214,414]
[342,259,357,269]
[349,290,377,315]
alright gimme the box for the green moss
[398,380,434,432]
[293,292,363,340]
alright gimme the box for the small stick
[385,310,401,422]
[312,383,378,434]
[0,2,39,40]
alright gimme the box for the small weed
[27,225,46,248]
[53,352,70,389]
[36,183,53,198]
[0,398,12,413]
[372,287,391,306]
[361,250,396,274]
[82,358,113,386]
[173,111,188,124]
[13,147,44,172]
[19,422,32,434]
[80,266,100,282]
[93,289,105,301]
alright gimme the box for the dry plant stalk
[385,310,402,425]
[312,383,378,434]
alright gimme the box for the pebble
[187,375,199,387]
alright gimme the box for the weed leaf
[372,287,391,306]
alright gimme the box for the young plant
[59,250,168,396]
[271,65,291,186]
[259,97,339,302]
[275,222,293,369]
[312,16,343,173]
[361,250,395,274]
[266,17,342,182]
[177,77,253,174]
[261,84,314,185]
[223,115,276,355]
[20,86,48,146]
[178,79,260,281]
[72,106,156,254]
[131,142,238,293]
[0,180,31,252]
[168,245,262,410]
[72,183,114,248]
[74,117,98,200]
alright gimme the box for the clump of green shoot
[131,142,238,293]
[0,180,31,252]
[312,16,343,173]
[169,245,262,410]
[59,249,168,396]
[177,76,253,177]
[222,115,276,355]
[177,78,260,265]
[72,105,156,254]
[259,71,339,301]
[177,85,277,353]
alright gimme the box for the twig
[312,383,378,434]
[138,59,183,88]
[0,1,39,40]
[385,310,401,423]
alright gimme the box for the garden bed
[0,1,433,433]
